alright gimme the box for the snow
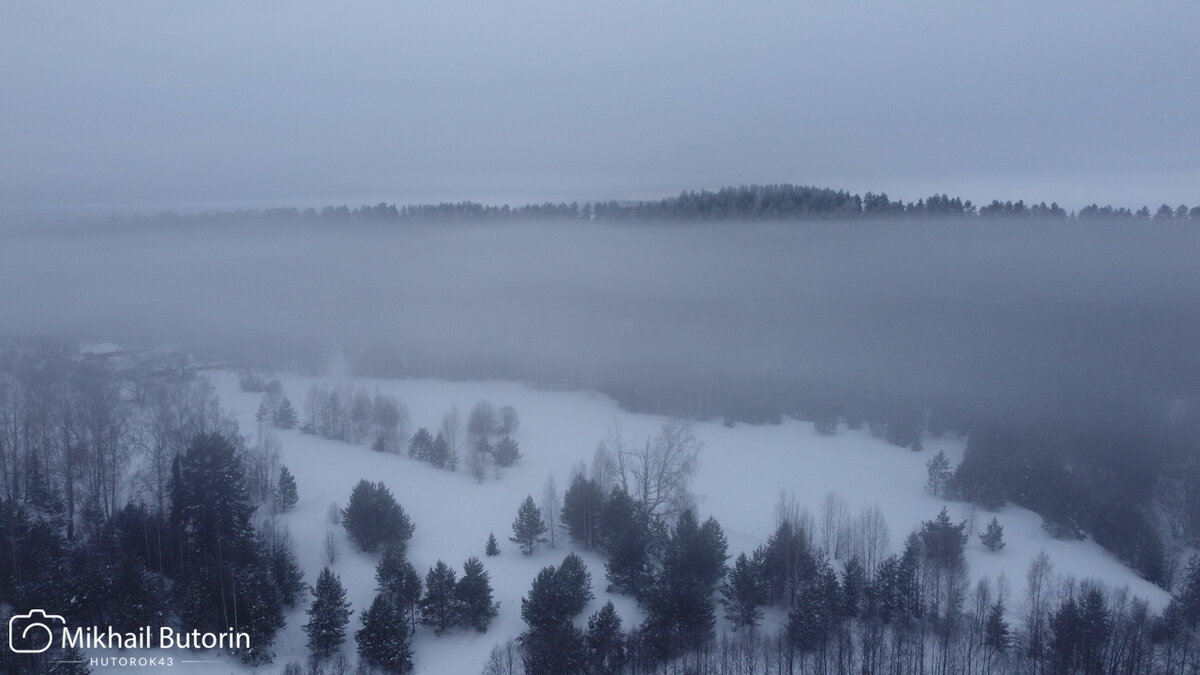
[126,371,1170,673]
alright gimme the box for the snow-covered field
[124,370,1169,673]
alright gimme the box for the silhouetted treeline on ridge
[131,184,1199,224]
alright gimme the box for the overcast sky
[2,1,1197,215]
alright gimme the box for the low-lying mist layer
[4,218,1197,423]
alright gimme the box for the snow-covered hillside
[156,370,1169,673]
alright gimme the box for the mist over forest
[3,214,1198,426]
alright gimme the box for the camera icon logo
[8,609,65,654]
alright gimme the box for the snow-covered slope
[163,371,1168,673]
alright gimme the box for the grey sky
[2,1,1197,215]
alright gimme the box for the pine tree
[510,495,547,555]
[721,551,765,629]
[342,479,414,553]
[494,436,522,467]
[522,566,567,629]
[521,621,587,675]
[304,567,352,662]
[408,428,434,462]
[980,517,1005,552]
[356,594,413,674]
[274,397,298,429]
[556,552,594,618]
[170,432,285,664]
[456,557,499,631]
[519,567,598,673]
[920,507,968,570]
[274,465,299,513]
[376,545,422,633]
[419,560,458,633]
[585,601,626,675]
[925,450,952,497]
[485,532,500,556]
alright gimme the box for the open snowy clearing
[104,370,1168,673]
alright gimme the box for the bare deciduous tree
[541,474,561,548]
[1021,551,1054,660]
[440,405,461,470]
[469,437,489,484]
[324,530,339,565]
[819,492,850,558]
[613,421,700,519]
[850,503,890,578]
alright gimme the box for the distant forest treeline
[135,184,1199,223]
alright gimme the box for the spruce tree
[430,432,450,468]
[981,517,1005,552]
[274,465,299,513]
[510,495,547,555]
[585,601,626,675]
[494,436,522,467]
[408,428,434,462]
[640,510,727,659]
[356,594,413,674]
[456,557,499,631]
[720,551,765,629]
[561,474,603,549]
[600,489,651,596]
[840,556,865,618]
[274,397,298,429]
[787,557,839,654]
[304,567,352,662]
[265,530,305,607]
[485,532,500,556]
[256,398,272,423]
[984,599,1010,650]
[419,560,458,633]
